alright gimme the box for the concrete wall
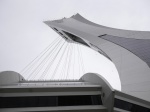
[0,71,25,86]
[80,73,114,112]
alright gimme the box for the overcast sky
[0,0,150,90]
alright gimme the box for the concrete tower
[45,13,150,101]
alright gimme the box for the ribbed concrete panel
[96,38,150,101]
[71,14,150,39]
[100,35,150,67]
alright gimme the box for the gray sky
[0,0,150,90]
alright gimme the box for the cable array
[21,37,86,81]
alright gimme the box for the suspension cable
[77,43,85,75]
[51,41,68,79]
[21,37,60,77]
[59,42,69,80]
[27,38,63,80]
[65,41,73,79]
[40,40,66,80]
[36,38,65,80]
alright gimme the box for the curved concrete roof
[44,14,150,101]
[0,71,25,86]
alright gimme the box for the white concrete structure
[1,14,150,112]
[45,14,150,101]
[0,71,150,112]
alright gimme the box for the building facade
[0,71,150,112]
